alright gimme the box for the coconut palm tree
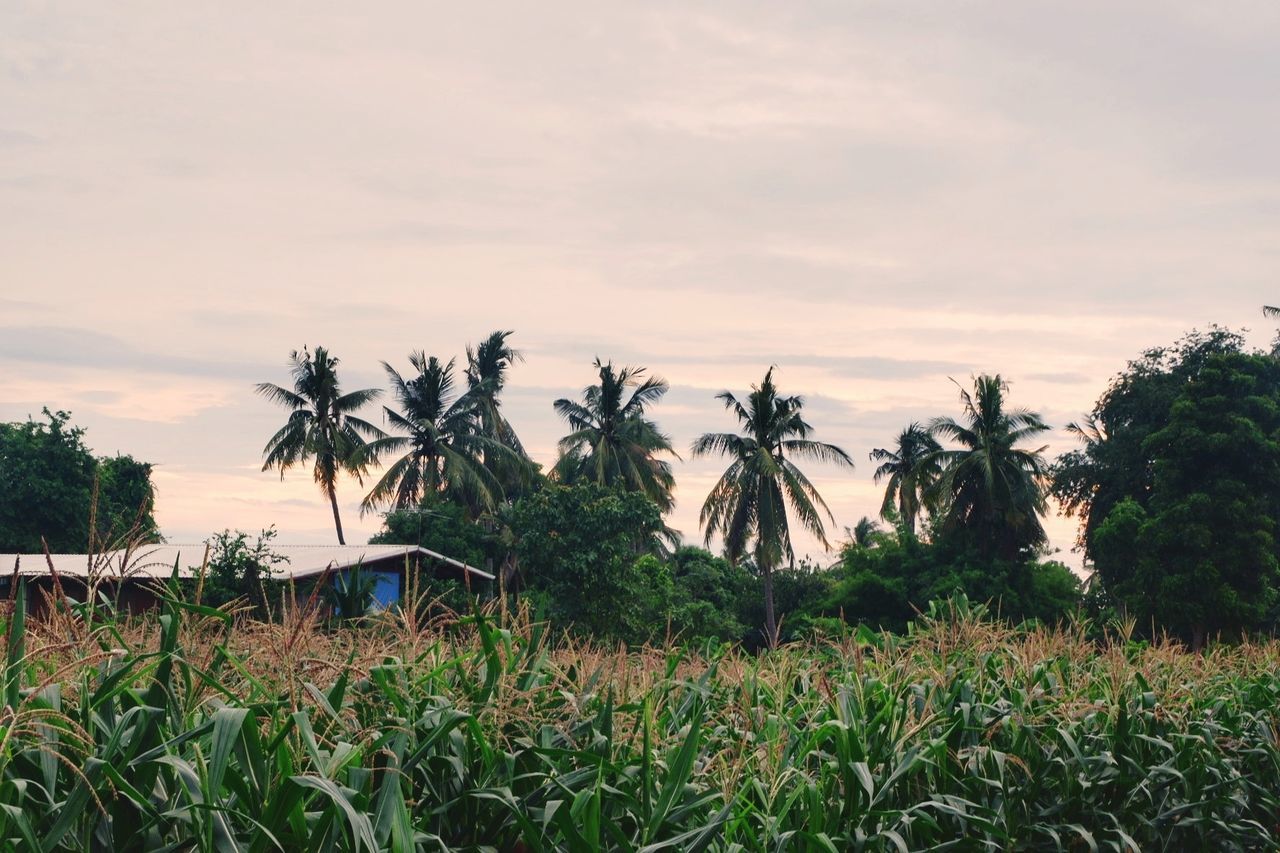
[466,331,532,494]
[256,346,383,545]
[553,359,678,512]
[847,516,883,548]
[466,330,526,456]
[692,367,854,648]
[927,374,1050,559]
[360,352,517,515]
[870,423,942,536]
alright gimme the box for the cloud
[0,326,264,382]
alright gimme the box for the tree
[552,359,678,512]
[360,352,517,516]
[1052,328,1245,578]
[256,346,383,545]
[928,375,1050,560]
[847,516,884,548]
[466,330,527,457]
[1093,352,1280,647]
[511,483,664,642]
[370,497,493,569]
[466,331,533,497]
[199,526,289,616]
[0,410,158,552]
[692,367,854,647]
[869,423,941,536]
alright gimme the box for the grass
[0,581,1278,851]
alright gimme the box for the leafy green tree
[1093,352,1280,648]
[370,496,493,569]
[928,375,1050,560]
[0,410,158,552]
[692,368,854,647]
[553,359,678,513]
[511,483,664,642]
[199,527,289,616]
[869,423,941,536]
[649,547,754,645]
[1053,328,1245,572]
[361,352,520,516]
[95,455,159,546]
[256,347,383,545]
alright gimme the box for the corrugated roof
[0,545,494,582]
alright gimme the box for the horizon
[3,3,1278,563]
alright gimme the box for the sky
[2,2,1279,565]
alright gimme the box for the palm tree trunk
[328,483,346,545]
[762,562,778,650]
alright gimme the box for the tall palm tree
[466,330,526,456]
[692,368,854,647]
[553,359,678,512]
[927,374,1050,559]
[361,352,517,515]
[466,331,532,494]
[256,346,383,545]
[870,423,942,536]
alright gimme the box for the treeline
[250,317,1280,649]
[6,317,1280,649]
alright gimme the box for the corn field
[1,585,1278,851]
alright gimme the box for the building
[0,544,494,616]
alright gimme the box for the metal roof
[0,544,494,582]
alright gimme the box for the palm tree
[553,359,678,512]
[692,368,854,648]
[847,516,883,548]
[360,352,516,515]
[256,346,383,545]
[927,374,1050,559]
[466,331,532,494]
[466,330,526,456]
[869,423,942,536]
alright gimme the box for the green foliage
[0,409,158,552]
[361,351,523,516]
[1,599,1278,850]
[256,345,384,544]
[199,527,289,615]
[692,367,854,647]
[328,561,378,621]
[826,532,1081,633]
[869,423,941,536]
[370,497,493,568]
[553,358,678,513]
[1091,352,1280,645]
[1058,333,1280,645]
[511,483,664,642]
[1053,327,1245,564]
[928,374,1051,559]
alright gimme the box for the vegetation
[197,526,289,617]
[1052,328,1280,648]
[927,374,1051,561]
[869,424,940,537]
[693,368,855,647]
[1,587,1278,851]
[0,409,158,553]
[552,359,679,513]
[256,346,384,544]
[359,352,521,516]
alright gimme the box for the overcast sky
[3,2,1278,564]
